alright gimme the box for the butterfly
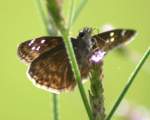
[17,28,136,94]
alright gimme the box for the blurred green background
[0,0,150,120]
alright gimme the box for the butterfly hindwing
[92,29,136,51]
[17,36,63,64]
[28,44,76,93]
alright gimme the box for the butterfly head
[77,27,93,51]
[78,27,93,40]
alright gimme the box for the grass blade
[67,0,75,30]
[72,0,88,25]
[106,47,150,120]
[35,0,49,34]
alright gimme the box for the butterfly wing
[17,36,63,64]
[27,44,76,93]
[92,29,136,51]
[27,37,91,93]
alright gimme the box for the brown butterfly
[17,28,136,94]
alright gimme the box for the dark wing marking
[28,45,75,93]
[17,36,63,64]
[27,38,91,93]
[28,44,76,93]
[92,29,136,51]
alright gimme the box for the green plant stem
[72,0,88,25]
[106,47,150,120]
[58,1,93,119]
[61,31,93,120]
[36,0,59,35]
[53,94,59,120]
[35,0,50,34]
[67,0,74,31]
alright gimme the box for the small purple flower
[90,50,106,63]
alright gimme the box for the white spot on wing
[110,38,115,42]
[31,46,36,50]
[36,46,40,51]
[121,30,126,36]
[41,39,46,44]
[28,39,35,46]
[110,32,114,37]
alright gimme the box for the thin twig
[106,47,150,120]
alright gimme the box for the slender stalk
[106,47,150,120]
[72,0,88,25]
[35,0,59,35]
[67,0,74,31]
[35,1,60,120]
[61,31,93,120]
[53,94,59,120]
[58,1,93,119]
[89,64,105,120]
[35,0,50,34]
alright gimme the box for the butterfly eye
[78,31,85,38]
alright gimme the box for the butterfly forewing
[92,29,136,51]
[17,36,63,63]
